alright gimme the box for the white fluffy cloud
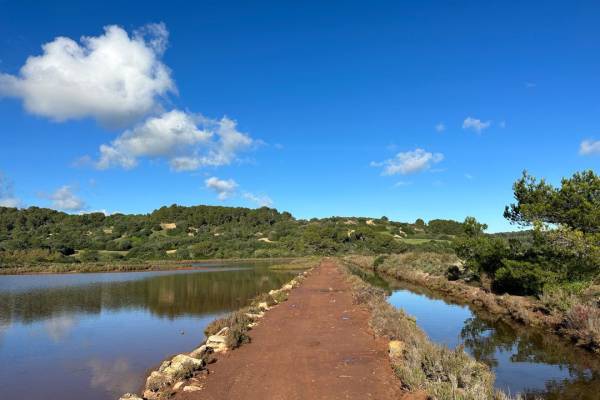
[0,23,174,126]
[372,148,444,175]
[580,139,600,155]
[96,110,254,171]
[0,172,20,208]
[243,192,273,207]
[205,177,238,200]
[49,186,86,211]
[462,117,491,133]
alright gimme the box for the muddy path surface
[175,259,414,400]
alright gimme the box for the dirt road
[175,259,412,400]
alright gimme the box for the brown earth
[175,258,419,400]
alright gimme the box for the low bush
[563,304,600,350]
[224,310,253,348]
[373,254,388,268]
[251,292,277,307]
[270,289,288,303]
[493,260,557,296]
[204,308,253,349]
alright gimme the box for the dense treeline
[454,169,599,297]
[0,204,460,267]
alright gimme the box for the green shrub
[373,254,388,268]
[203,309,253,349]
[270,289,288,303]
[493,260,556,296]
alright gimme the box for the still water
[0,264,296,400]
[356,269,600,399]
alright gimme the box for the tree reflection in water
[352,268,600,400]
[0,266,296,329]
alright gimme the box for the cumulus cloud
[95,110,254,171]
[45,315,77,342]
[205,177,238,200]
[88,358,139,394]
[0,172,20,208]
[48,185,86,211]
[580,139,600,156]
[371,148,444,175]
[0,23,174,127]
[243,192,273,207]
[435,123,445,132]
[462,117,491,133]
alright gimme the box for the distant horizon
[1,1,598,233]
[3,201,529,234]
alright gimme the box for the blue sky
[0,0,598,232]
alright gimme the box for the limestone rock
[388,340,405,359]
[183,385,202,392]
[159,354,204,381]
[216,327,229,336]
[118,394,143,400]
[173,381,185,391]
[257,301,270,311]
[143,389,160,400]
[245,312,265,320]
[189,345,208,359]
[206,327,229,352]
[145,371,171,392]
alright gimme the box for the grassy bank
[0,257,301,275]
[339,259,513,400]
[345,253,600,354]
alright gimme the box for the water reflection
[44,314,78,342]
[88,358,140,395]
[353,268,600,399]
[0,265,295,400]
[0,267,292,326]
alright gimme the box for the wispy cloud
[0,171,20,208]
[435,123,445,133]
[204,177,238,200]
[242,192,273,207]
[394,181,412,187]
[45,185,86,211]
[462,117,491,133]
[371,148,444,175]
[580,139,600,155]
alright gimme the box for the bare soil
[175,258,416,400]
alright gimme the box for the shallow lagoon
[0,263,295,400]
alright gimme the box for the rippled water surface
[354,268,600,399]
[0,264,296,400]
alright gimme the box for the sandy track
[175,259,413,400]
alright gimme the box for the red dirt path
[175,259,419,400]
